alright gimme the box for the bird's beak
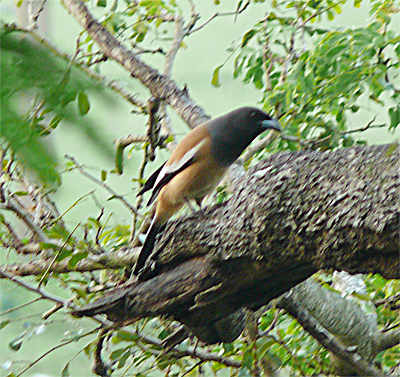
[261,118,281,132]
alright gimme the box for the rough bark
[277,276,389,376]
[149,143,398,277]
[72,143,399,335]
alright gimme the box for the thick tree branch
[276,276,389,376]
[278,294,387,377]
[72,144,399,340]
[151,143,398,278]
[377,328,400,353]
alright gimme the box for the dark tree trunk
[72,143,399,338]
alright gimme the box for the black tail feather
[133,221,163,275]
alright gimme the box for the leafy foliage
[0,24,113,185]
[225,0,400,151]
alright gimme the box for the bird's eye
[250,111,256,117]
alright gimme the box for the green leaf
[342,135,354,147]
[68,251,88,268]
[101,169,107,181]
[354,0,362,8]
[56,248,73,262]
[0,320,10,330]
[241,29,257,47]
[12,191,28,196]
[389,105,400,131]
[223,342,234,353]
[136,32,146,43]
[242,350,253,369]
[117,349,131,369]
[110,348,126,360]
[97,0,107,7]
[115,330,138,342]
[211,65,223,87]
[61,362,70,377]
[49,115,63,129]
[78,92,90,116]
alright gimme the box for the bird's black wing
[137,162,167,197]
[146,156,195,206]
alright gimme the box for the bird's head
[208,107,281,166]
[243,107,282,134]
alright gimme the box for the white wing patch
[153,139,206,188]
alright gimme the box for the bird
[133,106,281,276]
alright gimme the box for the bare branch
[60,0,209,129]
[188,0,251,35]
[38,223,81,288]
[27,0,47,31]
[0,199,49,243]
[15,327,101,377]
[0,268,68,307]
[92,329,110,377]
[137,331,241,368]
[65,155,141,217]
[0,247,139,278]
[0,297,42,317]
[115,135,148,147]
[239,132,279,163]
[163,15,185,78]
[374,292,400,309]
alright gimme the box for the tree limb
[72,144,399,340]
[278,294,387,377]
[0,247,139,278]
[61,0,209,129]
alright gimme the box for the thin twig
[239,132,279,163]
[0,247,140,277]
[93,328,110,377]
[0,268,113,330]
[65,155,141,216]
[0,297,42,317]
[188,0,251,35]
[37,222,81,288]
[302,0,345,25]
[137,331,241,368]
[163,15,185,77]
[258,308,282,337]
[49,190,97,226]
[1,199,49,243]
[27,0,47,31]
[115,134,148,147]
[15,327,101,377]
[42,303,64,320]
[0,268,68,307]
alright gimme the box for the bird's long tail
[133,220,164,276]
